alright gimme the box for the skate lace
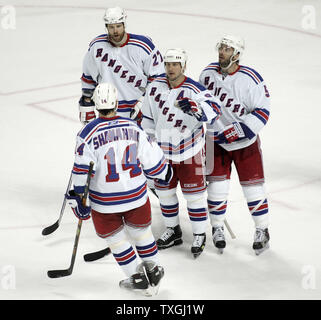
[192,234,205,247]
[160,228,174,241]
[254,229,265,242]
[213,227,225,241]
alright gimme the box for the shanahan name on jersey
[81,33,165,117]
[72,116,169,213]
[199,63,271,151]
[141,74,221,162]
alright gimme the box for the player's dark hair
[99,107,117,117]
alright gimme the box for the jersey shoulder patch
[202,62,220,73]
[153,73,167,82]
[88,34,108,49]
[182,77,205,93]
[238,65,264,85]
[127,33,155,55]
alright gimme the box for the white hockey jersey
[141,74,221,162]
[199,63,271,151]
[71,116,169,213]
[81,33,165,118]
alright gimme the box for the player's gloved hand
[217,122,255,144]
[65,190,91,220]
[155,163,173,185]
[79,96,96,124]
[130,97,144,124]
[177,98,207,121]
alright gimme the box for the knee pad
[184,192,208,216]
[242,184,266,202]
[156,187,178,203]
[127,225,154,243]
[183,191,207,205]
[207,180,230,200]
[105,228,128,250]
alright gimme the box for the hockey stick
[224,219,236,239]
[47,162,94,278]
[83,247,111,262]
[42,172,73,236]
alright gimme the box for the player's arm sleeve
[196,90,222,124]
[137,129,169,181]
[140,93,156,139]
[71,135,96,194]
[143,45,165,84]
[81,48,98,94]
[241,82,271,135]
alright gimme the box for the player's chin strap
[220,54,239,73]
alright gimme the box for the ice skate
[191,233,206,258]
[119,271,150,296]
[139,261,164,296]
[156,225,183,250]
[253,227,270,255]
[212,226,226,254]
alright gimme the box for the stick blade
[83,247,111,262]
[47,269,71,278]
[42,220,59,236]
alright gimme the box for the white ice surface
[0,0,321,300]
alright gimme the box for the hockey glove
[177,98,207,122]
[79,96,96,124]
[130,96,144,124]
[66,190,91,220]
[217,122,255,144]
[155,164,173,186]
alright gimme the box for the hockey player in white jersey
[66,83,173,295]
[141,48,221,258]
[199,35,271,255]
[79,7,165,123]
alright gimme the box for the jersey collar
[218,65,240,76]
[167,76,187,89]
[99,115,121,121]
[108,33,130,47]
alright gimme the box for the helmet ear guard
[93,83,118,111]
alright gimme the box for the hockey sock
[207,180,230,227]
[242,184,269,228]
[157,188,180,227]
[207,199,227,227]
[247,198,269,228]
[184,192,208,234]
[106,229,138,277]
[127,226,159,265]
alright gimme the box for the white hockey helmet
[93,83,118,111]
[103,7,127,27]
[164,48,187,69]
[216,34,245,60]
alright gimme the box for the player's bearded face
[107,23,126,43]
[218,45,234,68]
[165,62,184,82]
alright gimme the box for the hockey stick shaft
[42,172,73,236]
[224,219,236,239]
[48,162,94,278]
